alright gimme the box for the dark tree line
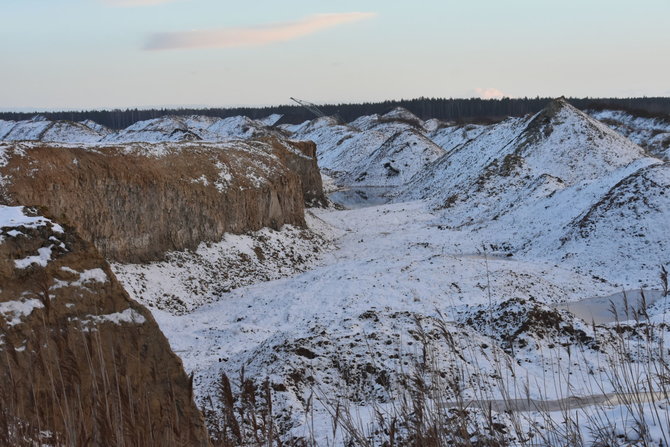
[1,97,669,129]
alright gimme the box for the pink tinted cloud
[104,0,180,6]
[474,88,508,100]
[144,12,377,51]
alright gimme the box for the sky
[1,0,669,111]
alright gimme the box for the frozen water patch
[557,289,666,324]
[328,186,394,209]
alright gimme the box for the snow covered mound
[461,297,599,354]
[399,98,667,289]
[0,116,108,143]
[0,116,53,140]
[559,163,670,285]
[101,114,282,143]
[101,115,205,143]
[0,114,282,144]
[589,109,670,160]
[289,107,445,187]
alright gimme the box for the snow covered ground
[129,194,668,444]
[5,100,669,445]
[112,212,339,314]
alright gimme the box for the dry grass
[0,317,189,446]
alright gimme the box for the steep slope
[0,137,324,263]
[427,122,488,152]
[401,98,666,287]
[290,108,445,187]
[589,109,670,160]
[0,206,209,446]
[80,119,113,136]
[40,120,107,143]
[558,163,670,285]
[113,211,338,314]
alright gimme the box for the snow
[74,268,108,285]
[79,119,112,135]
[0,299,44,327]
[14,245,53,269]
[107,100,670,444]
[0,114,281,145]
[2,116,52,141]
[85,308,146,326]
[3,102,670,444]
[0,205,63,233]
[41,121,105,143]
[395,100,668,290]
[214,161,232,192]
[257,113,283,126]
[130,197,667,443]
[0,119,16,140]
[112,214,338,314]
[589,109,670,160]
[289,112,446,187]
[99,114,281,144]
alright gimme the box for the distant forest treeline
[1,97,669,129]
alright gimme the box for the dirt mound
[462,297,599,354]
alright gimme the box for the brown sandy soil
[0,207,210,446]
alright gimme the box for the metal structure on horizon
[289,97,343,124]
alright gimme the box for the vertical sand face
[0,137,325,263]
[0,206,210,446]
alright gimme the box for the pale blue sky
[1,0,668,110]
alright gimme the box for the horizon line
[2,95,670,115]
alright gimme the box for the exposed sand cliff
[0,206,210,445]
[0,137,325,263]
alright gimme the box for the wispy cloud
[474,88,508,100]
[144,12,377,51]
[104,0,180,7]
